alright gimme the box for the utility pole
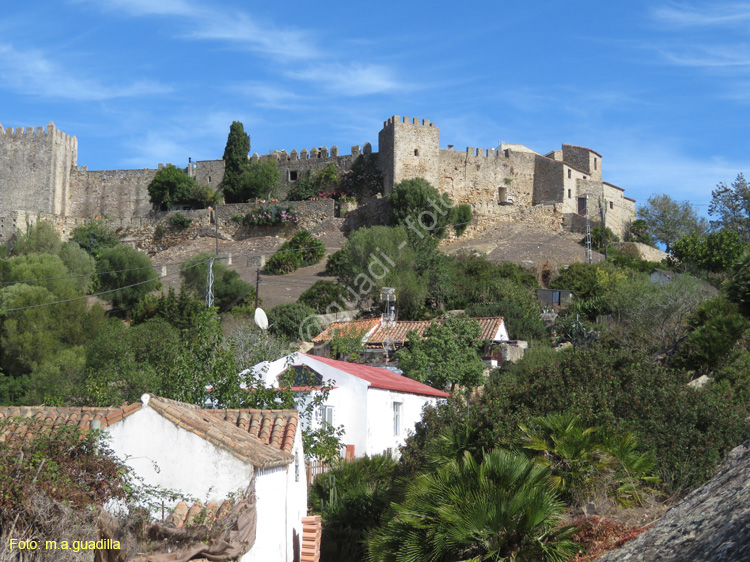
[205,257,214,308]
[600,195,608,261]
[214,207,219,257]
[585,194,592,264]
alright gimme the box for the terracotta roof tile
[0,404,143,445]
[207,409,299,453]
[365,316,506,347]
[311,318,380,343]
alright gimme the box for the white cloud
[651,2,750,27]
[657,44,750,68]
[0,44,171,101]
[287,63,406,96]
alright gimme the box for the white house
[251,353,450,458]
[0,394,307,562]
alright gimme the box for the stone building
[0,116,635,240]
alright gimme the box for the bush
[71,220,120,258]
[265,230,325,275]
[389,178,456,239]
[340,154,383,199]
[453,203,473,236]
[96,245,161,312]
[169,212,192,229]
[299,280,347,314]
[267,302,319,341]
[242,204,300,227]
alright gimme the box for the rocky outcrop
[597,439,750,561]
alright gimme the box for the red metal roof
[301,354,449,398]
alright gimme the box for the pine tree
[222,121,251,203]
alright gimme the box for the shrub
[453,203,473,236]
[299,280,347,314]
[265,230,325,275]
[71,220,120,258]
[96,245,161,312]
[242,204,300,227]
[340,154,384,199]
[169,212,192,229]
[267,302,319,341]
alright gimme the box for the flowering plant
[242,204,301,227]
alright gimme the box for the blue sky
[2,1,749,213]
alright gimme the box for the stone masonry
[0,116,636,241]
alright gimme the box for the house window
[289,170,298,181]
[609,201,613,210]
[318,405,334,426]
[393,402,402,436]
[578,197,587,215]
[567,169,571,179]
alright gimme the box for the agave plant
[367,449,578,562]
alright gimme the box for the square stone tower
[378,116,440,194]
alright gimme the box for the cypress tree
[222,121,251,203]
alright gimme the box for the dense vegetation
[2,161,750,562]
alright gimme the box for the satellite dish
[254,307,269,331]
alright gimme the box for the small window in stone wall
[568,169,571,179]
[208,176,212,183]
[289,170,298,181]
[414,149,419,156]
[568,189,571,199]
[609,201,613,210]
[594,157,598,170]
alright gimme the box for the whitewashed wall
[366,389,438,457]
[106,406,252,505]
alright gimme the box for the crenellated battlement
[382,115,436,129]
[265,142,373,162]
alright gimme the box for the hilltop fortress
[0,116,635,241]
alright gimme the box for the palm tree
[368,449,578,562]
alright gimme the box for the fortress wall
[270,150,360,195]
[0,123,77,218]
[215,199,336,231]
[191,159,225,189]
[531,155,565,206]
[438,147,520,213]
[69,167,155,218]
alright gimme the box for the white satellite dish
[254,307,269,331]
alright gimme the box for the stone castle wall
[0,116,637,243]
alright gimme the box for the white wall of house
[106,406,252,505]
[366,389,438,457]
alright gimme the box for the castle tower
[561,144,602,182]
[378,116,440,194]
[0,122,78,218]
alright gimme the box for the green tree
[727,249,750,316]
[131,287,206,331]
[389,178,456,239]
[244,158,281,201]
[96,245,161,312]
[58,241,96,293]
[222,121,252,203]
[397,316,485,392]
[267,302,320,341]
[70,220,120,258]
[299,280,347,314]
[147,164,198,209]
[637,194,707,252]
[180,253,256,310]
[670,228,746,274]
[709,173,750,240]
[368,449,578,562]
[11,221,62,256]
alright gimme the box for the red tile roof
[206,409,298,453]
[366,316,505,347]
[311,318,380,343]
[301,354,449,398]
[0,396,298,469]
[0,403,142,444]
